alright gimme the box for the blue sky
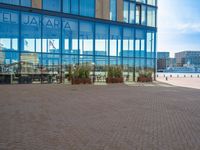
[158,0,200,57]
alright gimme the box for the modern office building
[0,0,157,84]
[157,52,170,72]
[175,51,200,67]
[157,52,169,59]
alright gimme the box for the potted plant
[71,65,92,84]
[106,66,123,83]
[137,71,153,82]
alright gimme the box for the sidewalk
[157,77,200,89]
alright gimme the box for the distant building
[168,58,176,67]
[157,52,170,72]
[157,52,170,59]
[175,51,200,67]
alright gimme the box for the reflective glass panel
[21,12,41,52]
[0,0,19,5]
[123,27,134,57]
[21,0,31,7]
[136,4,141,24]
[80,0,95,17]
[130,2,135,24]
[62,18,78,54]
[123,1,129,23]
[79,21,94,55]
[42,16,61,53]
[63,0,70,13]
[0,9,19,51]
[110,26,121,57]
[147,0,156,6]
[147,7,156,27]
[43,0,61,12]
[95,23,109,56]
[71,0,79,15]
[110,0,117,21]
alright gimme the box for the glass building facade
[0,0,157,84]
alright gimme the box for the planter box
[71,78,92,85]
[106,77,123,83]
[137,77,152,82]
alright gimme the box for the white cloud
[175,22,200,33]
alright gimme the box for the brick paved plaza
[0,84,200,150]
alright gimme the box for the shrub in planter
[71,65,92,84]
[137,71,153,82]
[106,66,123,83]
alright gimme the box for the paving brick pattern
[0,84,200,150]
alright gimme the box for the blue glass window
[21,0,31,7]
[43,0,61,12]
[95,56,108,81]
[110,0,117,21]
[42,16,61,53]
[147,7,156,27]
[147,31,155,58]
[0,9,19,51]
[0,51,19,75]
[71,0,79,15]
[0,0,19,5]
[147,0,156,6]
[79,21,94,55]
[42,53,61,83]
[110,26,121,57]
[63,0,70,13]
[136,0,146,4]
[21,12,41,52]
[62,18,78,54]
[141,5,147,25]
[130,3,135,24]
[136,4,141,24]
[95,23,109,56]
[62,55,78,65]
[123,1,129,23]
[135,29,145,58]
[80,0,95,17]
[123,28,134,57]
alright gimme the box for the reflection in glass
[43,0,61,12]
[80,0,95,17]
[42,16,61,54]
[110,26,121,57]
[123,28,134,57]
[63,0,70,13]
[21,0,31,7]
[79,21,94,55]
[130,3,135,24]
[42,54,61,83]
[142,5,146,25]
[62,55,78,83]
[147,7,156,27]
[95,57,108,82]
[136,4,141,24]
[123,1,129,23]
[110,0,117,21]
